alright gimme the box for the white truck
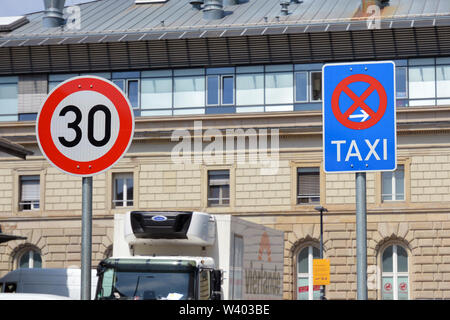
[95,211,284,300]
[0,268,98,299]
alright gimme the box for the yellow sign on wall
[313,259,330,286]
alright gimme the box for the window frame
[380,244,410,300]
[107,167,139,212]
[15,247,43,269]
[291,161,325,208]
[295,245,321,300]
[381,164,405,202]
[202,165,235,212]
[264,71,294,105]
[207,169,230,207]
[126,78,141,110]
[18,175,40,212]
[112,172,134,209]
[0,76,19,122]
[376,159,410,206]
[294,71,309,103]
[309,71,322,102]
[296,167,321,205]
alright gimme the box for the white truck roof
[105,256,215,269]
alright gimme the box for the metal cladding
[43,0,66,28]
[203,0,224,20]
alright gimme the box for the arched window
[17,248,42,269]
[381,244,409,300]
[296,245,320,300]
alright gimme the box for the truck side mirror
[210,270,222,300]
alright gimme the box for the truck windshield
[97,269,195,300]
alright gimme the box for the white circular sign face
[50,90,121,162]
[36,76,135,177]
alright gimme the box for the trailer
[95,211,284,300]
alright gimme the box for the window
[381,165,404,201]
[18,249,42,269]
[207,68,235,106]
[199,269,211,300]
[113,173,133,208]
[437,65,450,98]
[48,73,78,92]
[265,72,293,104]
[310,72,322,101]
[236,74,264,106]
[408,65,436,106]
[0,76,18,122]
[381,244,409,300]
[141,77,172,111]
[297,246,320,300]
[295,72,308,102]
[113,79,140,109]
[207,170,230,207]
[19,175,40,211]
[207,76,220,105]
[174,76,205,109]
[297,167,320,204]
[396,67,408,107]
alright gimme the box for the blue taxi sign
[323,61,396,173]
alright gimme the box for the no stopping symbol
[331,74,387,130]
[36,76,135,176]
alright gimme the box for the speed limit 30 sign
[37,76,135,176]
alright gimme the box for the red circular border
[37,77,134,176]
[331,74,387,130]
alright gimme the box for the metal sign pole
[319,209,325,300]
[81,176,93,300]
[355,172,367,300]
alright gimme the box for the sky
[0,0,95,17]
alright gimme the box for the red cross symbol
[331,74,387,130]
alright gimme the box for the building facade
[0,0,450,300]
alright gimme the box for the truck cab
[96,211,221,300]
[95,211,284,300]
[96,256,221,300]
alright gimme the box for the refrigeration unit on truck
[95,211,284,300]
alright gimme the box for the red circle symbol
[399,282,407,291]
[36,76,134,177]
[384,283,392,291]
[331,74,387,130]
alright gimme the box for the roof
[0,137,33,159]
[0,16,28,32]
[1,0,450,45]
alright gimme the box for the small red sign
[399,282,407,291]
[384,283,392,292]
[298,285,321,293]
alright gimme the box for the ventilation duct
[280,0,290,16]
[43,0,66,28]
[223,0,238,5]
[190,0,204,10]
[203,0,224,20]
